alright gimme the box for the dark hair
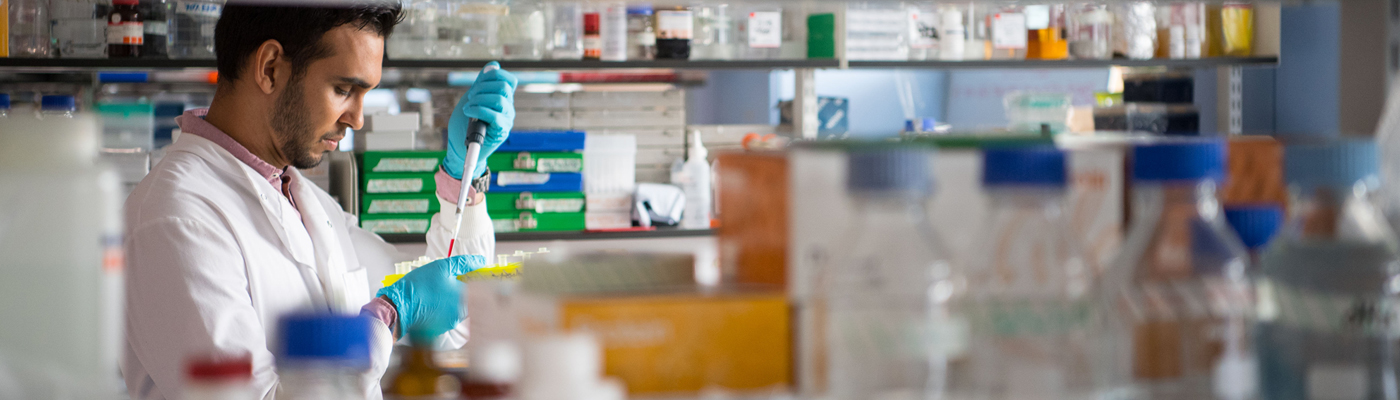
[214,1,402,83]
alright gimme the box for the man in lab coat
[121,3,516,399]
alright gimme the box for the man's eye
[335,87,351,96]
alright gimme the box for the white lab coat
[121,133,495,400]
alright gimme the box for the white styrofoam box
[586,192,633,212]
[514,92,571,109]
[364,112,420,132]
[584,134,638,194]
[585,211,633,230]
[515,109,572,130]
[363,131,418,151]
[570,108,685,129]
[570,89,685,109]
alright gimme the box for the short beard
[270,73,335,169]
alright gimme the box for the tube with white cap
[447,63,498,257]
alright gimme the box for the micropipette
[447,63,498,257]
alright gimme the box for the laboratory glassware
[1222,204,1283,261]
[583,11,601,60]
[1257,140,1400,400]
[108,0,145,58]
[906,2,937,61]
[277,313,374,400]
[819,147,959,399]
[690,3,732,60]
[140,0,170,58]
[389,0,437,59]
[1116,1,1157,60]
[547,1,584,60]
[500,1,546,60]
[39,95,78,118]
[8,0,51,57]
[1100,140,1256,400]
[654,6,692,59]
[1069,3,1112,60]
[51,0,109,58]
[626,4,656,60]
[600,1,626,61]
[987,4,1026,60]
[960,147,1099,398]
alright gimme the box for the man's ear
[251,39,287,95]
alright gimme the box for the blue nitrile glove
[443,61,518,180]
[376,255,486,338]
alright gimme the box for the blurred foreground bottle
[184,354,255,400]
[277,313,373,400]
[388,329,462,399]
[819,147,962,399]
[1257,140,1400,400]
[960,147,1099,398]
[1102,140,1256,400]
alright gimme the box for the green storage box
[362,193,441,215]
[362,151,446,174]
[363,173,436,194]
[487,151,583,173]
[486,192,586,214]
[360,213,433,234]
[490,211,585,233]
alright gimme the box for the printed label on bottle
[990,13,1026,49]
[656,10,693,39]
[367,199,431,214]
[908,10,938,49]
[177,1,223,17]
[1258,278,1400,337]
[583,35,602,58]
[748,11,782,48]
[366,178,424,194]
[107,22,144,45]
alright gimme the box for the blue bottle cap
[41,95,77,112]
[983,146,1067,187]
[904,119,917,132]
[627,4,653,15]
[847,147,933,195]
[0,94,10,110]
[1223,205,1283,251]
[278,313,373,369]
[1132,140,1226,182]
[1284,139,1379,189]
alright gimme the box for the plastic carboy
[1257,139,1400,400]
[1100,140,1256,400]
[819,147,962,399]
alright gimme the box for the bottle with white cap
[1100,140,1255,400]
[819,147,960,399]
[1257,139,1400,400]
[675,129,712,229]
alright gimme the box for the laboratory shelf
[847,56,1279,69]
[0,56,1278,71]
[379,228,715,243]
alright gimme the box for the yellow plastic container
[1220,3,1254,57]
[380,263,523,288]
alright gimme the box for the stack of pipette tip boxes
[487,130,589,233]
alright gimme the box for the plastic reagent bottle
[1257,139,1400,400]
[600,2,627,61]
[277,313,374,400]
[678,130,711,229]
[959,147,1098,398]
[39,95,78,118]
[1102,140,1256,400]
[820,147,960,399]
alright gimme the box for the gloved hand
[376,255,485,339]
[443,61,518,180]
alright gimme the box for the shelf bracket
[793,68,819,139]
[1217,65,1244,135]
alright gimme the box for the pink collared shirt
[174,108,397,335]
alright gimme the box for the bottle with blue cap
[0,94,10,118]
[277,313,375,400]
[39,95,78,119]
[819,147,960,399]
[1101,139,1256,400]
[1256,139,1400,400]
[1222,204,1284,260]
[959,146,1099,398]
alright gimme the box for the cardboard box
[519,291,791,395]
[716,152,789,287]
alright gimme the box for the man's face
[270,25,383,169]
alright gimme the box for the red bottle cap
[186,354,253,382]
[584,13,601,34]
[113,0,139,5]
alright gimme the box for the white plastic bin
[583,134,637,194]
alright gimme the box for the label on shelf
[748,11,781,48]
[656,10,693,40]
[990,13,1026,49]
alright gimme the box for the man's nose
[342,99,364,130]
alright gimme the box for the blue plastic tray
[497,130,586,152]
[489,172,584,192]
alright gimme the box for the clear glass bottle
[1257,140,1400,400]
[388,0,437,59]
[167,0,221,59]
[736,4,781,60]
[277,313,373,400]
[845,2,908,61]
[440,0,505,59]
[626,4,656,60]
[39,95,77,118]
[820,147,961,399]
[50,0,109,58]
[139,0,170,58]
[964,3,987,60]
[654,6,692,59]
[690,3,732,60]
[958,147,1098,398]
[1025,4,1067,60]
[1101,140,1256,400]
[906,2,938,61]
[546,1,584,60]
[9,0,52,57]
[1069,2,1112,60]
[500,1,546,60]
[986,4,1026,60]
